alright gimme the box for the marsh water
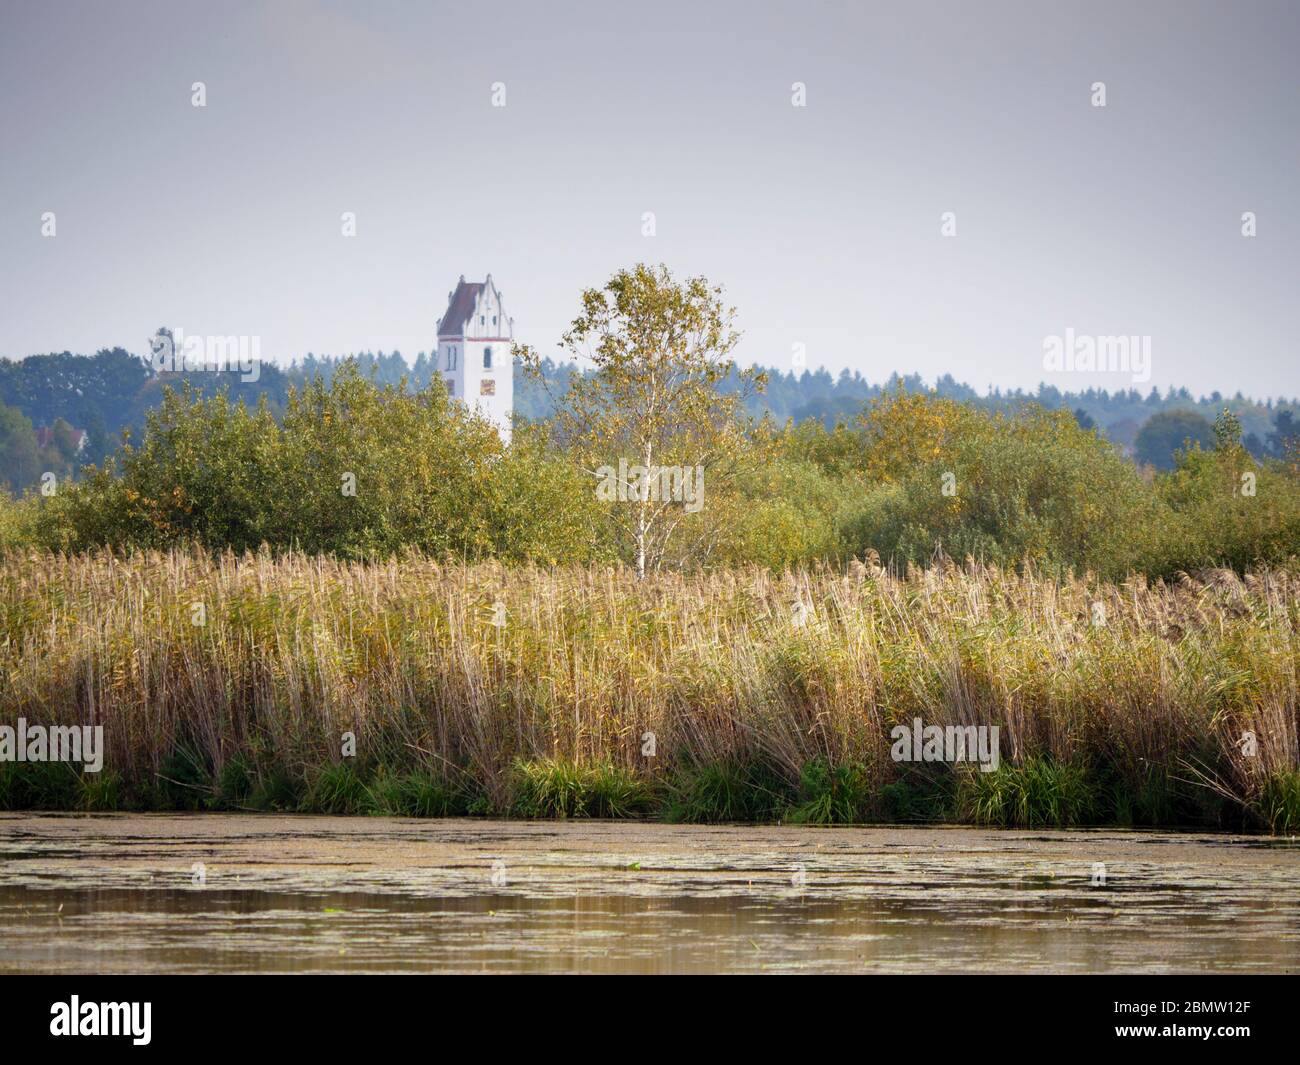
[0,814,1297,973]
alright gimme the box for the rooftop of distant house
[35,425,87,450]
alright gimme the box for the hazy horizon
[2,0,1296,399]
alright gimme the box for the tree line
[1,264,1297,581]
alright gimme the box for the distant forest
[2,344,1298,493]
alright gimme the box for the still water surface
[1,814,1296,973]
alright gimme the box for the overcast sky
[1,0,1296,397]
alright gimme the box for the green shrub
[665,761,793,823]
[157,745,213,810]
[957,758,1100,827]
[0,761,83,809]
[1261,771,1300,834]
[786,759,874,824]
[509,760,655,819]
[302,762,370,814]
[80,771,122,811]
[366,770,465,817]
[248,768,303,812]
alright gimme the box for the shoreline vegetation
[2,549,1296,832]
[2,268,1298,830]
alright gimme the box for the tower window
[447,346,457,370]
[483,347,493,369]
[480,379,496,396]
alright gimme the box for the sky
[1,0,1296,398]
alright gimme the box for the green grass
[80,771,122,811]
[216,755,254,807]
[303,762,371,814]
[665,760,793,823]
[365,770,465,817]
[247,768,303,812]
[509,759,656,819]
[1261,771,1300,834]
[785,759,874,824]
[0,754,1290,832]
[157,744,214,810]
[0,761,83,809]
[878,768,955,822]
[956,758,1101,827]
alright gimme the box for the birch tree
[518,264,764,578]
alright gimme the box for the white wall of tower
[437,275,513,443]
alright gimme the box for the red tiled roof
[437,281,483,338]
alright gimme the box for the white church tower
[437,274,514,442]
